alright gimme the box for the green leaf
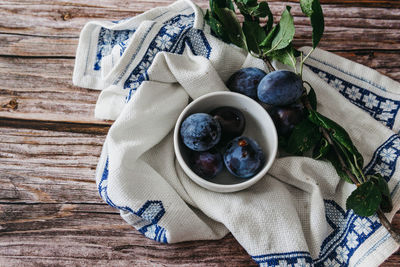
[243,21,267,54]
[346,180,382,217]
[308,110,364,170]
[214,7,247,49]
[267,44,298,70]
[212,0,235,10]
[307,86,317,110]
[307,110,364,185]
[300,0,324,48]
[235,0,257,6]
[247,2,270,18]
[235,1,271,26]
[268,6,295,52]
[287,118,321,155]
[370,174,393,213]
[325,147,353,183]
[264,3,274,33]
[260,24,279,49]
[205,10,231,43]
[313,137,329,160]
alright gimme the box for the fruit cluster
[180,107,265,180]
[228,68,305,138]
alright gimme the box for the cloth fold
[74,0,400,266]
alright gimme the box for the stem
[300,48,315,78]
[299,52,303,76]
[322,127,361,186]
[263,56,276,72]
[302,92,400,243]
[377,209,400,243]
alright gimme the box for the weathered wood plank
[0,2,399,56]
[0,204,399,266]
[0,56,103,123]
[0,123,106,203]
[0,203,256,266]
[0,52,399,124]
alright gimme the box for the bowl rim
[173,91,278,192]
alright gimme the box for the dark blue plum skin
[223,136,265,178]
[180,113,221,151]
[226,68,267,99]
[257,70,303,106]
[210,106,246,145]
[268,102,306,137]
[189,149,223,179]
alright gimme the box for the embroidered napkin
[73,0,400,266]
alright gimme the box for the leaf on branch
[260,24,279,49]
[300,0,324,48]
[266,6,295,53]
[264,3,274,33]
[243,21,266,54]
[236,0,257,6]
[213,7,247,49]
[287,118,321,155]
[346,180,382,217]
[268,44,298,71]
[325,147,353,184]
[307,110,364,183]
[212,0,235,11]
[370,174,393,213]
[248,2,270,18]
[307,86,317,110]
[308,110,364,170]
[205,10,231,43]
[313,137,329,160]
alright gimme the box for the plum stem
[263,56,276,73]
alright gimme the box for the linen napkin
[73,0,400,266]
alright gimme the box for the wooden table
[1,0,399,266]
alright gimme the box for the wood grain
[1,0,400,266]
[0,52,399,124]
[0,2,399,56]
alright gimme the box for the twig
[377,209,400,243]
[302,92,400,243]
[320,127,361,186]
[263,56,275,73]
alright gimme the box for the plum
[224,136,265,178]
[210,106,246,145]
[226,68,267,99]
[180,113,221,151]
[257,70,303,106]
[268,102,306,137]
[189,149,223,179]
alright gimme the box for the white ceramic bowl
[174,91,278,193]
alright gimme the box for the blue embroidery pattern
[98,158,168,243]
[314,201,381,266]
[364,134,400,183]
[120,13,211,101]
[252,134,400,266]
[94,28,135,71]
[252,252,313,267]
[306,65,400,129]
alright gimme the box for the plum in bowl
[173,91,278,193]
